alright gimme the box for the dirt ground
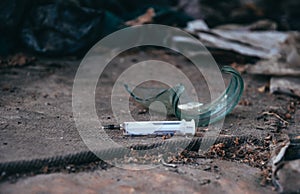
[0,48,299,193]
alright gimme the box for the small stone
[203,165,211,171]
[199,179,211,185]
[285,113,292,119]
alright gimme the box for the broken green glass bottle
[124,66,244,126]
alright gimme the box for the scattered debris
[186,20,294,59]
[0,53,35,68]
[209,30,289,59]
[200,135,276,186]
[270,77,300,98]
[215,20,278,31]
[192,0,300,30]
[206,143,226,158]
[243,32,300,98]
[260,112,289,126]
[256,112,288,132]
[186,20,300,100]
[247,60,300,76]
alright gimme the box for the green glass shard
[124,66,244,126]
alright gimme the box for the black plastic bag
[1,0,191,56]
[21,2,123,56]
[0,0,27,55]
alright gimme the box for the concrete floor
[0,49,299,193]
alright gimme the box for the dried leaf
[125,8,156,26]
